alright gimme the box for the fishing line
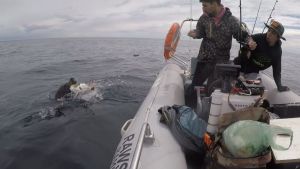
[187,0,194,67]
[239,0,242,50]
[190,0,193,31]
[252,0,263,34]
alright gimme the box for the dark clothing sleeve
[195,15,206,39]
[272,48,283,88]
[251,34,262,41]
[234,46,248,72]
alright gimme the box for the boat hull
[110,64,187,169]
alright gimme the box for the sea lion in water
[55,78,77,100]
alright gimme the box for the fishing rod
[190,0,193,31]
[252,0,263,34]
[239,0,242,50]
[262,0,278,33]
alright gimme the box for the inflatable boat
[110,21,300,169]
[110,60,300,168]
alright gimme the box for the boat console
[190,63,266,134]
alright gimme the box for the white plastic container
[207,89,223,134]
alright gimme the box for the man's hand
[278,86,290,92]
[188,30,197,39]
[247,37,257,50]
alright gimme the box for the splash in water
[23,106,65,127]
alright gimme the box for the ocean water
[0,37,299,169]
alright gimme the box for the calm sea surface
[0,37,299,169]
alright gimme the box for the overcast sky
[1,0,300,40]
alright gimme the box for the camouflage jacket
[194,7,248,63]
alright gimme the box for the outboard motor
[206,63,263,134]
[215,63,241,93]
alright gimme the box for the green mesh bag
[223,120,293,158]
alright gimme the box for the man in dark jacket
[236,19,289,92]
[188,0,249,89]
[55,78,77,100]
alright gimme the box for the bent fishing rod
[241,0,278,43]
[262,0,278,33]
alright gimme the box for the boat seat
[271,105,300,118]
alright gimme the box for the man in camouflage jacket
[188,0,249,88]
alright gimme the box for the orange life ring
[164,23,181,60]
